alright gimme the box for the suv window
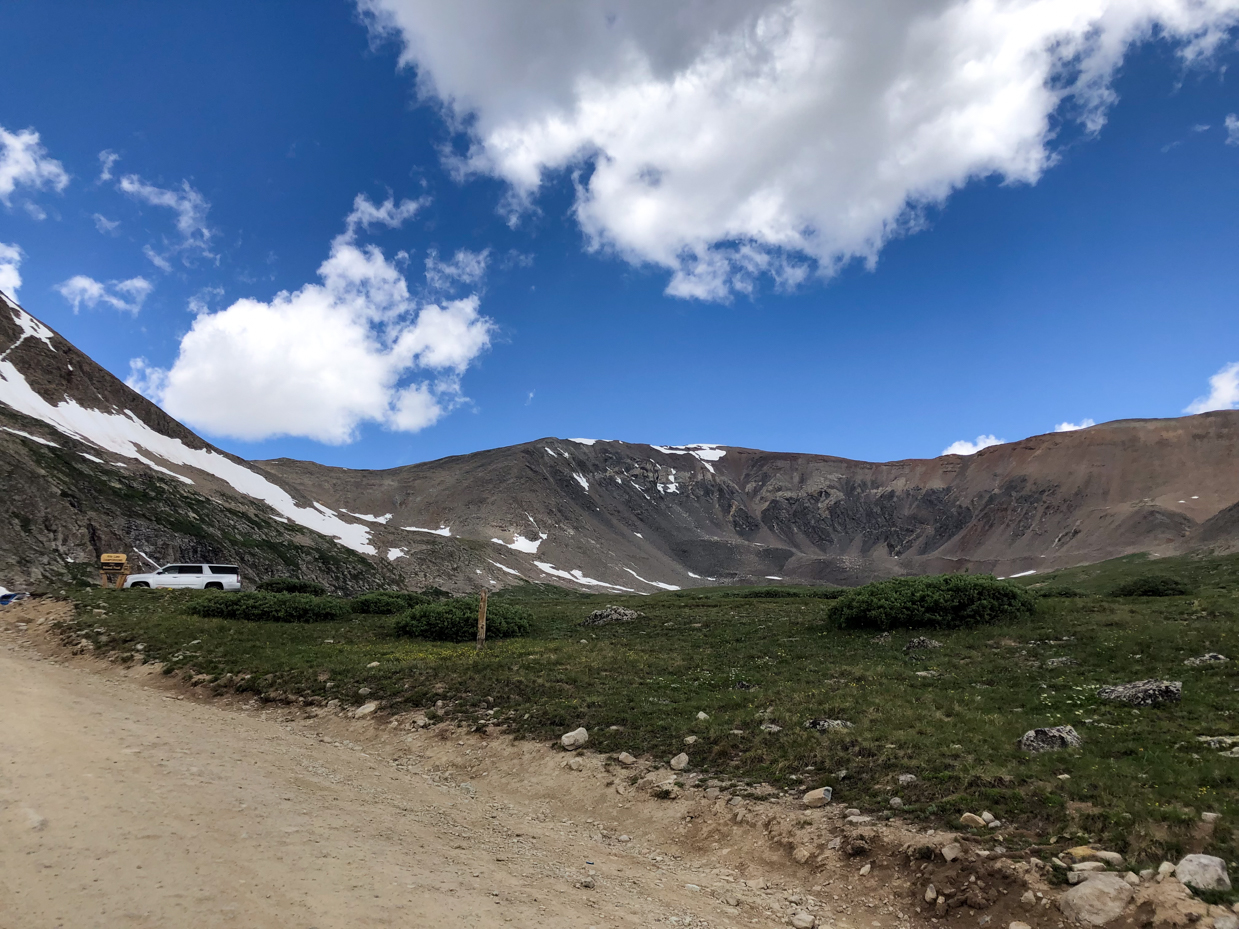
[178,565,204,574]
[208,566,239,575]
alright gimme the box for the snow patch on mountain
[534,562,634,591]
[0,325,377,554]
[492,532,545,554]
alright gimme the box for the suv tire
[204,582,223,590]
[130,582,150,588]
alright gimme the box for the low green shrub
[1036,586,1086,598]
[393,596,533,642]
[830,574,1035,631]
[728,586,847,599]
[351,591,430,614]
[255,577,327,596]
[187,592,350,623]
[1111,575,1193,597]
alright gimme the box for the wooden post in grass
[477,589,488,650]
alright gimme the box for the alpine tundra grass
[59,550,1239,881]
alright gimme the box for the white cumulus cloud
[942,434,1005,456]
[0,124,70,209]
[1054,418,1095,432]
[118,174,215,262]
[0,242,23,298]
[1186,361,1239,414]
[55,275,153,315]
[140,194,493,444]
[362,0,1239,299]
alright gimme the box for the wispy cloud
[1186,361,1239,414]
[1226,114,1239,147]
[55,274,153,315]
[98,149,120,182]
[0,124,69,209]
[425,248,490,291]
[344,192,427,236]
[118,174,215,262]
[941,434,1004,456]
[93,213,120,235]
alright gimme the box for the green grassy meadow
[58,551,1239,872]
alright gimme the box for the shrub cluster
[255,577,327,596]
[1110,575,1193,597]
[727,586,848,600]
[830,574,1035,631]
[350,591,431,615]
[187,591,350,623]
[393,596,533,642]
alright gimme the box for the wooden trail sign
[476,589,488,650]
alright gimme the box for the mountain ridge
[3,291,1238,593]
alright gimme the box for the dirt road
[0,603,931,929]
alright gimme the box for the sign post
[99,554,130,589]
[476,589,488,650]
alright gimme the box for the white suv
[124,564,241,591]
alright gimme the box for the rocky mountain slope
[3,292,1238,594]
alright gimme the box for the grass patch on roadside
[59,551,1239,872]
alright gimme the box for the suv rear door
[165,564,204,588]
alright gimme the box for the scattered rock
[579,876,595,889]
[561,727,589,750]
[941,843,962,862]
[889,797,903,809]
[1184,653,1228,667]
[1069,847,1125,867]
[353,701,378,719]
[1046,657,1078,668]
[981,811,996,825]
[670,752,689,771]
[696,711,709,721]
[1175,854,1232,893]
[1020,891,1036,906]
[1202,811,1221,823]
[905,637,942,651]
[898,773,918,785]
[1123,872,1140,887]
[859,863,871,876]
[961,813,987,828]
[1214,915,1239,929]
[566,756,585,772]
[789,912,816,929]
[845,815,873,825]
[357,687,371,696]
[1097,679,1181,707]
[683,735,698,745]
[583,605,643,626]
[366,661,380,668]
[915,670,938,678]
[802,787,832,807]
[803,718,852,732]
[924,883,937,903]
[1073,862,1107,873]
[1019,725,1082,753]
[1009,922,1032,929]
[1058,873,1133,925]
[616,752,637,765]
[759,722,782,733]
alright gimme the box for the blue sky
[2,1,1239,470]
